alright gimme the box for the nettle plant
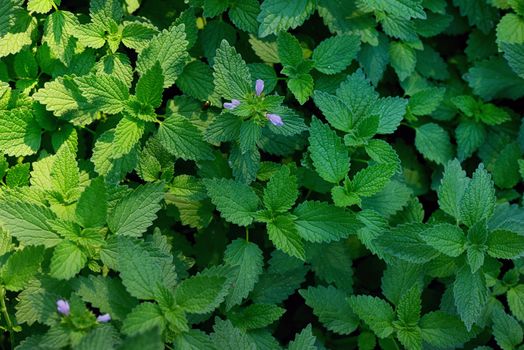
[1,0,524,349]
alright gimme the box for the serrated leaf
[308,117,349,183]
[267,214,305,260]
[415,123,453,165]
[156,113,214,161]
[76,73,130,114]
[351,163,396,198]
[136,61,163,108]
[108,182,165,237]
[487,229,524,259]
[312,34,360,74]
[349,295,395,338]
[175,275,228,314]
[0,245,44,291]
[453,266,488,330]
[213,40,252,100]
[263,166,298,213]
[204,178,259,226]
[49,240,86,280]
[76,177,107,228]
[223,239,264,309]
[0,108,41,157]
[228,304,285,330]
[492,309,523,350]
[389,41,416,80]
[257,0,316,38]
[419,311,470,348]
[136,24,189,88]
[300,285,358,335]
[459,164,495,227]
[121,21,158,52]
[421,223,466,257]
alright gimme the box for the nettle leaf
[204,178,260,226]
[453,265,488,330]
[487,229,524,259]
[415,123,454,165]
[107,182,165,237]
[213,40,252,100]
[135,61,164,108]
[76,73,130,114]
[312,34,361,74]
[349,295,395,338]
[136,24,188,88]
[223,238,264,309]
[257,0,316,38]
[308,117,349,184]
[0,245,44,291]
[49,240,87,280]
[459,164,496,227]
[0,108,41,157]
[421,223,466,257]
[267,214,305,260]
[419,311,470,348]
[175,275,228,314]
[263,166,298,213]
[228,304,285,330]
[300,285,358,335]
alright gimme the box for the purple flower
[255,79,264,96]
[266,113,284,126]
[223,99,240,110]
[56,299,70,316]
[96,313,111,323]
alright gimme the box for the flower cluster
[56,299,111,323]
[223,79,284,126]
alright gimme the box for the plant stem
[0,288,15,349]
[245,227,249,242]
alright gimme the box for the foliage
[0,0,524,349]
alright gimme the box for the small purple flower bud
[56,299,70,316]
[96,313,111,323]
[255,79,264,96]
[223,99,240,110]
[266,113,284,126]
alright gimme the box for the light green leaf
[156,113,214,161]
[459,164,496,227]
[492,309,523,350]
[76,73,130,114]
[136,24,189,88]
[49,240,86,280]
[419,311,470,348]
[257,0,316,38]
[0,245,44,291]
[113,116,146,158]
[389,41,416,80]
[136,61,163,108]
[122,303,166,336]
[0,108,41,157]
[108,182,165,237]
[121,21,158,52]
[288,324,318,350]
[267,214,305,260]
[487,229,524,259]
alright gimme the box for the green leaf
[313,90,352,132]
[117,237,177,300]
[108,182,165,237]
[288,324,318,350]
[156,113,214,161]
[421,223,466,257]
[365,139,401,169]
[177,60,215,102]
[229,0,260,34]
[204,178,259,226]
[438,159,469,220]
[136,25,189,88]
[288,72,314,105]
[228,304,285,330]
[136,62,163,108]
[293,201,360,243]
[257,0,316,37]
[300,285,358,335]
[397,286,421,325]
[27,0,56,13]
[508,285,524,322]
[312,35,360,74]
[408,87,445,116]
[50,144,80,201]
[306,241,353,293]
[492,309,523,350]
[211,318,257,350]
[455,120,486,161]
[113,116,146,158]
[453,266,488,330]
[361,180,412,218]
[263,166,298,213]
[459,164,496,227]
[76,73,130,115]
[389,41,416,80]
[223,239,264,309]
[76,275,138,321]
[121,22,158,52]
[308,117,349,183]
[375,223,439,263]
[42,10,78,65]
[122,303,166,336]
[75,178,106,229]
[0,199,61,247]
[267,214,305,260]
[365,0,426,19]
[49,240,86,280]
[0,108,41,157]
[487,229,524,259]
[277,32,303,68]
[419,311,470,348]
[175,275,228,314]
[350,163,396,198]
[0,245,44,291]
[453,0,498,33]
[239,120,262,153]
[415,123,453,165]
[213,40,252,100]
[349,295,395,338]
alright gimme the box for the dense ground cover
[1,0,524,349]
